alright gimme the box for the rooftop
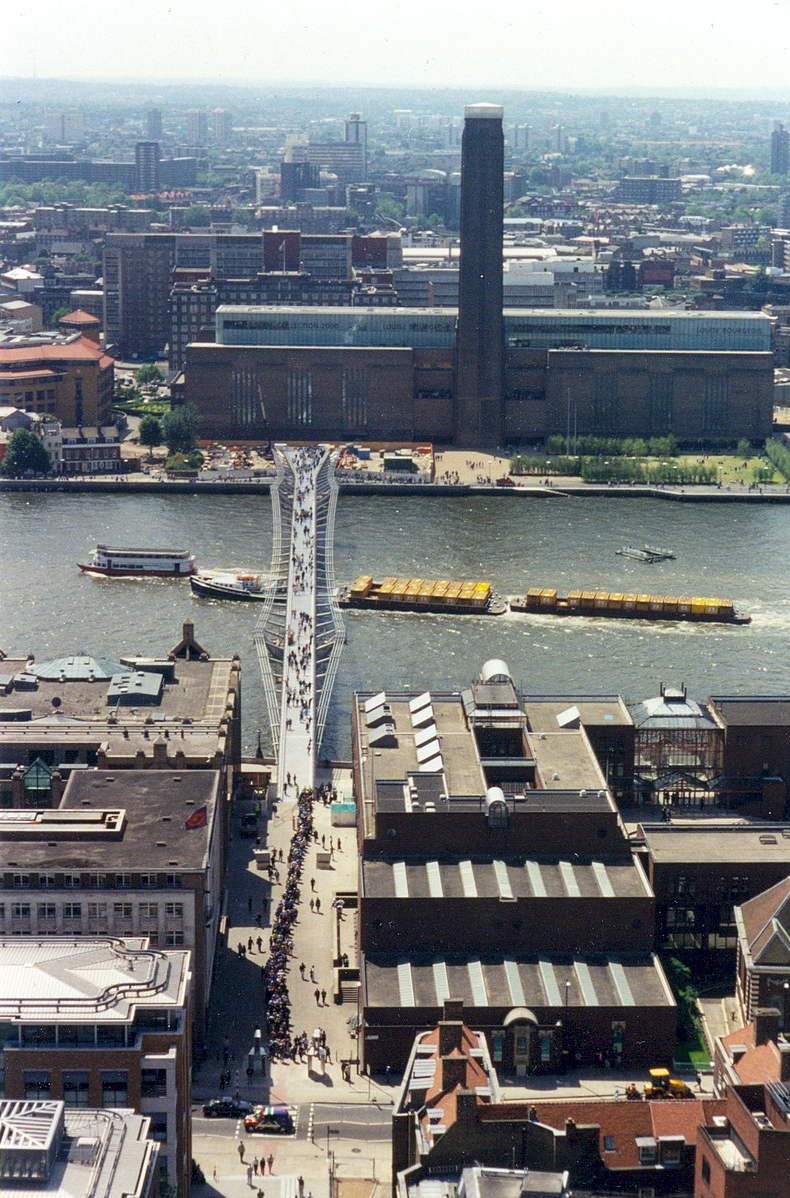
[0,938,189,1021]
[0,770,219,871]
[641,824,790,865]
[363,952,674,1012]
[362,855,649,900]
[0,1102,157,1198]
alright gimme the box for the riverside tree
[1,428,51,476]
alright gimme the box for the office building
[0,938,191,1194]
[213,108,231,144]
[305,141,366,185]
[147,108,163,140]
[185,109,207,146]
[44,113,85,143]
[455,104,505,446]
[771,121,789,175]
[280,159,320,202]
[344,112,368,180]
[134,141,160,194]
[0,1101,158,1198]
[0,769,221,1034]
[617,176,682,204]
[0,327,114,426]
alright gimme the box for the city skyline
[2,0,790,92]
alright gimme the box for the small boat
[616,545,675,563]
[78,545,195,577]
[190,570,266,600]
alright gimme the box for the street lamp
[565,980,571,1009]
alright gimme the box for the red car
[244,1106,294,1135]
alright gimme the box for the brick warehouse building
[177,101,774,447]
[352,663,677,1074]
[183,305,773,447]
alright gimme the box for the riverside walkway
[254,445,345,794]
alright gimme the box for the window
[538,1031,552,1064]
[139,903,158,921]
[139,874,155,889]
[701,1157,711,1185]
[660,1140,683,1166]
[165,874,181,889]
[165,930,184,947]
[37,904,56,925]
[12,904,31,919]
[23,1070,51,1099]
[39,874,56,889]
[89,873,106,889]
[63,903,82,921]
[63,873,81,889]
[115,874,133,889]
[63,1071,90,1108]
[491,1032,504,1063]
[113,903,133,920]
[101,1070,128,1105]
[604,1135,615,1152]
[612,1023,625,1055]
[638,1140,657,1165]
[703,377,728,433]
[149,1112,168,1143]
[165,903,183,920]
[142,1068,168,1098]
[12,873,30,889]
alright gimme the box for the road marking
[307,1103,315,1142]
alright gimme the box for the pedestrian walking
[247,1165,253,1186]
[300,962,306,979]
[253,1157,259,1176]
[315,897,321,914]
[309,898,314,913]
[238,1143,244,1163]
[314,987,320,1005]
[310,878,316,892]
[320,988,327,1005]
[267,1154,274,1175]
[309,965,315,983]
[298,1177,304,1198]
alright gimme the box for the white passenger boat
[190,570,266,600]
[78,545,196,577]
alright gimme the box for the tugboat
[616,545,675,563]
[78,545,196,577]
[190,570,266,601]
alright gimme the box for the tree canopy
[162,404,198,454]
[1,428,52,476]
[138,414,163,459]
[135,364,165,387]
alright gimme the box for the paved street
[192,775,394,1198]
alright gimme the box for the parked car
[244,1106,294,1135]
[202,1097,254,1118]
[495,475,516,487]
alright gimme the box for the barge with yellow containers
[339,575,508,615]
[511,588,750,625]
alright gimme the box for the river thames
[1,489,788,758]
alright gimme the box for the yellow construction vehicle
[643,1067,692,1099]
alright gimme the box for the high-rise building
[344,112,368,180]
[134,141,160,193]
[213,107,231,144]
[771,121,789,175]
[186,108,208,146]
[511,123,530,151]
[147,108,163,140]
[455,103,504,447]
[45,112,85,143]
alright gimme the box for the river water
[2,490,789,758]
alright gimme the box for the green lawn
[674,453,780,485]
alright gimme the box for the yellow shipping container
[636,594,651,609]
[581,591,597,607]
[527,587,543,600]
[594,592,610,607]
[623,593,637,608]
[350,575,373,597]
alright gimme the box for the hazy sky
[3,0,790,92]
